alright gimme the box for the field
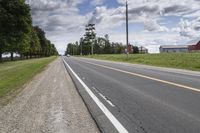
[0,57,57,100]
[84,53,200,71]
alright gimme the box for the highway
[63,57,200,133]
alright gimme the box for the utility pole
[126,1,129,55]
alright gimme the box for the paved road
[0,58,99,133]
[63,57,200,133]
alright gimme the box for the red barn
[188,41,200,52]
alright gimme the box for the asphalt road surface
[63,56,200,133]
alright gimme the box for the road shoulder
[0,57,99,133]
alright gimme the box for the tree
[34,26,46,57]
[133,46,139,54]
[65,32,128,56]
[65,42,79,56]
[50,44,58,55]
[82,39,91,55]
[29,27,40,58]
[95,37,106,54]
[79,37,84,55]
[0,0,32,60]
[103,34,112,54]
[0,3,8,62]
[0,36,6,62]
[84,24,96,55]
[45,40,51,56]
[66,43,74,55]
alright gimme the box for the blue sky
[78,0,120,15]
[27,0,200,54]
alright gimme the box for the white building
[159,45,188,53]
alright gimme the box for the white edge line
[63,59,129,133]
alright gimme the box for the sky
[26,0,200,54]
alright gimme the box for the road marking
[63,59,129,133]
[99,93,115,107]
[81,60,200,93]
[92,87,99,93]
[93,86,115,107]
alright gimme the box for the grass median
[83,53,200,71]
[0,56,57,100]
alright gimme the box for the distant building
[159,45,188,53]
[128,44,133,53]
[138,46,148,54]
[126,45,148,54]
[188,41,200,52]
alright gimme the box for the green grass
[0,57,57,98]
[83,53,200,71]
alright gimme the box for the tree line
[65,24,139,56]
[65,36,127,56]
[0,0,58,62]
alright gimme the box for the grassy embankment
[0,56,57,100]
[84,53,200,71]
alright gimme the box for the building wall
[160,48,188,53]
[188,42,200,51]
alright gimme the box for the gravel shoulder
[0,57,99,133]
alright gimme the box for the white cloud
[178,17,200,38]
[26,0,88,54]
[144,19,169,32]
[88,0,200,32]
[86,0,200,53]
[26,0,200,54]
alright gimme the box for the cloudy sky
[26,0,200,54]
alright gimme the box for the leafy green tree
[79,38,84,55]
[103,34,112,54]
[0,36,6,62]
[133,46,139,54]
[0,4,8,62]
[82,39,92,55]
[29,27,40,58]
[0,0,32,60]
[50,44,58,55]
[95,37,105,54]
[65,33,128,56]
[66,43,73,55]
[34,26,47,57]
[45,40,51,56]
[84,24,96,55]
[65,42,79,55]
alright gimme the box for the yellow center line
[79,59,200,93]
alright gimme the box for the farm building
[138,46,148,54]
[127,45,148,54]
[188,41,200,52]
[159,45,188,53]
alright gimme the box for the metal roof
[160,45,188,49]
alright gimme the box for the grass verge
[0,56,57,101]
[83,53,200,71]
